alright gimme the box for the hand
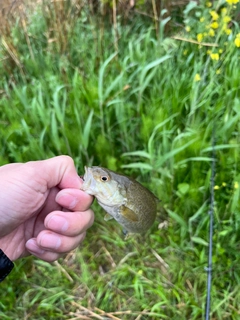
[0,156,94,262]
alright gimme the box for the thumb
[32,156,83,189]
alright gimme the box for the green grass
[0,0,240,319]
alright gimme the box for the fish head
[81,166,126,206]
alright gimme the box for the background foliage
[0,0,240,319]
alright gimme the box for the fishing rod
[205,129,216,320]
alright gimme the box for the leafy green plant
[0,0,240,319]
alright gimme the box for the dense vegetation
[0,0,240,319]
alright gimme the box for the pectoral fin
[123,231,134,240]
[104,213,113,221]
[120,205,139,222]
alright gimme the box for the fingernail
[46,215,69,232]
[39,234,61,250]
[56,193,77,209]
[26,239,45,255]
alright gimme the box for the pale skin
[0,156,94,262]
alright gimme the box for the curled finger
[36,230,86,253]
[44,209,94,236]
[55,188,94,211]
[26,238,63,262]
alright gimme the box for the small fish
[80,166,159,234]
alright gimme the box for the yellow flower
[206,1,212,7]
[210,10,219,20]
[235,37,240,47]
[216,69,221,74]
[222,182,226,186]
[219,49,223,53]
[185,26,191,32]
[200,17,205,22]
[221,7,227,15]
[211,22,219,29]
[207,49,212,55]
[225,28,232,35]
[226,0,239,4]
[197,33,204,42]
[214,185,220,190]
[234,182,239,189]
[208,29,215,37]
[235,33,240,46]
[210,53,220,60]
[194,73,201,82]
[223,16,231,23]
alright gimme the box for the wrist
[0,249,14,282]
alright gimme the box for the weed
[1,0,240,319]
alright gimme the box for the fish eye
[101,176,109,182]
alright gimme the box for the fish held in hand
[80,166,159,234]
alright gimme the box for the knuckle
[59,155,74,166]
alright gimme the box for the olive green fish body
[81,166,158,233]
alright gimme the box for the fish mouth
[80,166,96,195]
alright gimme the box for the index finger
[55,188,94,211]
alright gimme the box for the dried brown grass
[0,0,190,79]
[0,1,27,78]
[0,0,191,31]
